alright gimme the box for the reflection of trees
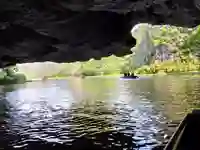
[4,76,200,149]
[68,77,117,102]
[0,84,17,149]
[0,84,17,118]
[0,96,10,148]
[118,76,200,146]
[151,76,200,120]
[67,77,118,134]
[0,79,136,150]
[65,78,135,150]
[119,79,167,145]
[124,76,200,121]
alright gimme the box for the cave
[0,0,200,67]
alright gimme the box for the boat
[164,109,200,150]
[121,73,139,79]
[121,76,139,79]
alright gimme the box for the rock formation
[0,0,200,67]
[131,23,155,69]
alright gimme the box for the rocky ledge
[0,0,200,67]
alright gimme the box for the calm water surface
[1,75,200,150]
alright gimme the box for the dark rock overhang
[0,0,200,67]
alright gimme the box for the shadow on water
[0,85,19,149]
[1,75,200,149]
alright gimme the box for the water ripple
[1,76,200,149]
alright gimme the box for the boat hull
[164,109,200,150]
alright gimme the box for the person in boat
[130,72,138,78]
[123,72,130,77]
[123,72,138,78]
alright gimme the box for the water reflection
[1,76,200,149]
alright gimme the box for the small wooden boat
[164,109,200,150]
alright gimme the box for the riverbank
[2,63,200,84]
[47,57,200,79]
[12,54,200,82]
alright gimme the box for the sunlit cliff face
[130,24,155,69]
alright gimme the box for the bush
[81,69,100,76]
[181,25,200,54]
[134,58,200,74]
[0,67,27,85]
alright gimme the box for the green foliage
[52,55,127,77]
[133,25,199,75]
[181,25,200,53]
[80,56,125,76]
[135,58,200,74]
[0,66,27,85]
[134,65,153,74]
[152,25,192,53]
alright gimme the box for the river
[1,75,200,150]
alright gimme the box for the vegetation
[134,25,200,75]
[51,55,127,78]
[0,66,27,85]
[152,25,192,49]
[135,58,200,74]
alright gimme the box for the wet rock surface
[0,0,200,67]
